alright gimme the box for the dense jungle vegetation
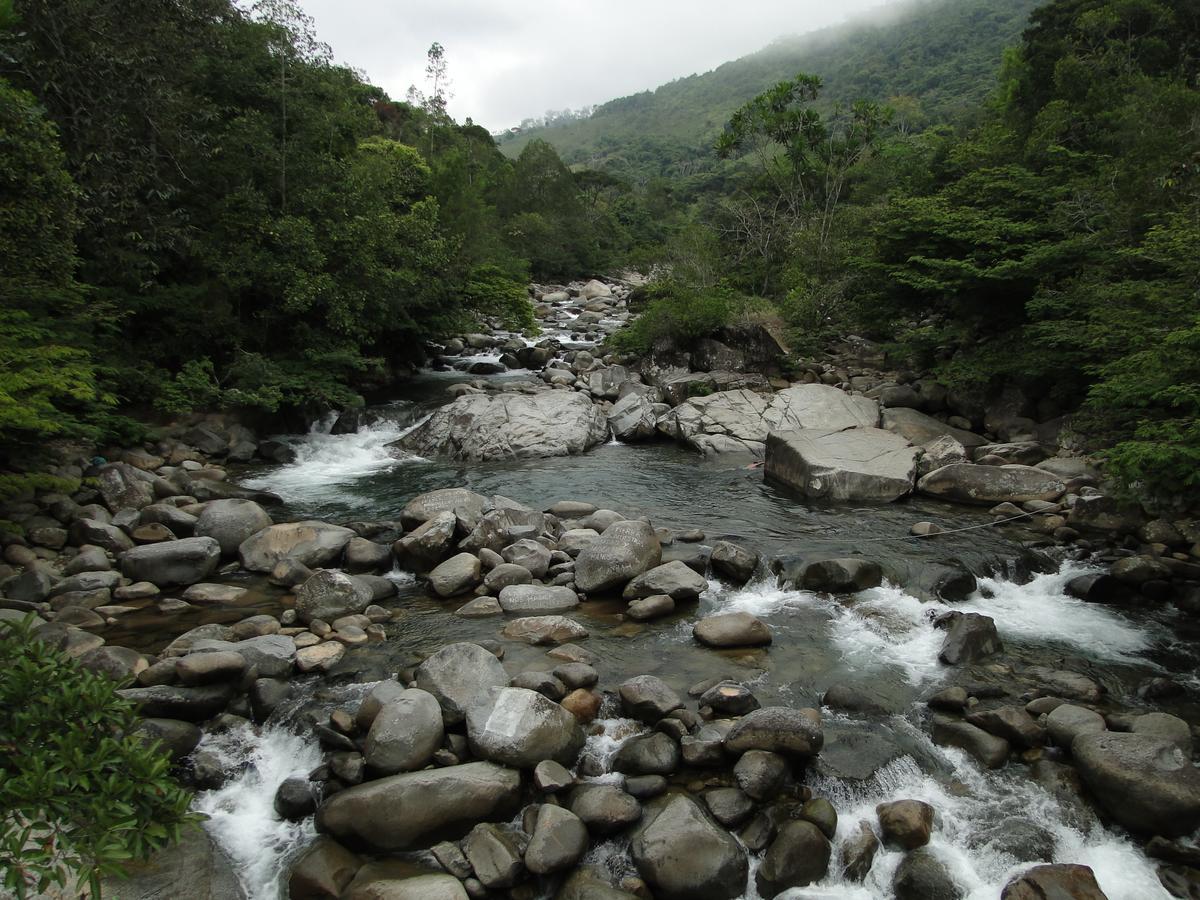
[2,0,1198,503]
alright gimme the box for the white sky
[297,0,893,131]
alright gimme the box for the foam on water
[241,414,428,506]
[828,584,948,684]
[961,563,1159,663]
[193,723,324,900]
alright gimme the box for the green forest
[2,0,1199,504]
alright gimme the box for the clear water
[193,376,1193,900]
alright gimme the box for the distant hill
[498,0,1041,180]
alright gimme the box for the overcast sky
[297,0,893,132]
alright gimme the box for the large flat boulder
[466,686,585,767]
[882,407,987,448]
[917,463,1065,505]
[395,391,609,461]
[316,762,523,850]
[238,521,355,572]
[120,537,220,587]
[1071,732,1200,836]
[765,427,918,502]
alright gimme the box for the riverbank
[1,277,1198,900]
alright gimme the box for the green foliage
[0,618,196,898]
[462,265,537,333]
[609,277,742,355]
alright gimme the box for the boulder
[569,784,643,835]
[462,823,523,889]
[937,612,1002,665]
[316,762,522,851]
[693,612,771,648]
[294,570,373,624]
[414,642,509,725]
[497,584,579,613]
[427,552,482,597]
[117,684,232,722]
[191,634,295,678]
[1071,732,1200,836]
[193,500,272,556]
[95,462,157,512]
[1046,704,1106,747]
[238,521,355,573]
[501,615,588,645]
[631,795,747,900]
[120,537,220,587]
[393,511,457,571]
[755,820,831,897]
[609,392,660,442]
[710,541,758,584]
[364,688,445,774]
[621,559,708,601]
[344,870,466,900]
[765,427,919,502]
[882,407,987,448]
[400,488,488,530]
[68,518,134,554]
[893,848,962,900]
[618,675,683,723]
[931,716,1010,769]
[467,686,584,768]
[841,820,881,882]
[626,594,675,620]
[1001,864,1109,900]
[734,749,787,800]
[724,707,823,758]
[525,804,589,875]
[575,519,662,594]
[797,558,883,593]
[500,539,551,578]
[612,732,680,776]
[877,800,934,849]
[99,825,247,900]
[918,464,1065,505]
[396,391,609,460]
[287,836,360,900]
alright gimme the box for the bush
[608,278,742,355]
[0,618,196,898]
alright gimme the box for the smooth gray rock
[631,795,747,900]
[294,569,373,624]
[238,521,355,572]
[364,688,445,774]
[396,391,609,461]
[497,584,579,613]
[427,552,482,597]
[399,488,488,531]
[618,675,683,724]
[315,762,523,850]
[569,784,642,835]
[120,537,220,587]
[575,519,662,594]
[621,559,708,601]
[1046,704,1106,747]
[525,804,588,875]
[937,612,1002,665]
[693,611,771,648]
[755,820,831,897]
[462,823,523,889]
[918,463,1065,505]
[194,499,272,556]
[466,686,584,768]
[415,642,509,725]
[765,427,919,502]
[724,707,823,759]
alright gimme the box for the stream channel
[175,369,1197,900]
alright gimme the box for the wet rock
[800,797,838,840]
[501,615,588,645]
[415,642,509,725]
[343,537,391,573]
[316,761,522,851]
[393,511,457,571]
[969,818,1055,863]
[1072,732,1200,836]
[575,519,662,595]
[734,749,788,800]
[569,783,642,835]
[120,536,220,587]
[882,407,987,448]
[609,392,660,442]
[365,688,445,774]
[619,675,683,724]
[181,583,249,605]
[118,683,233,722]
[132,718,202,761]
[724,706,823,759]
[700,682,760,716]
[296,641,344,673]
[765,427,919,502]
[931,715,1010,768]
[841,820,880,882]
[631,794,747,900]
[397,391,610,461]
[823,684,890,715]
[274,777,317,820]
[68,518,134,554]
[1025,666,1103,703]
[238,521,355,573]
[876,799,934,849]
[467,686,584,768]
[755,820,831,897]
[612,732,680,776]
[917,463,1065,505]
[797,557,883,593]
[1046,704,1106,747]
[1065,572,1127,604]
[552,663,597,690]
[1131,712,1192,753]
[194,499,273,557]
[462,823,523,889]
[967,705,1044,749]
[893,848,962,900]
[622,560,708,601]
[294,569,373,624]
[704,787,754,827]
[693,611,772,648]
[1110,555,1172,586]
[399,488,488,531]
[175,650,245,686]
[625,594,674,621]
[483,562,532,592]
[534,759,574,793]
[1000,864,1108,900]
[511,670,566,699]
[710,541,759,584]
[428,552,482,598]
[345,869,467,900]
[501,538,551,578]
[497,584,579,613]
[937,612,1002,665]
[287,836,361,900]
[525,804,588,875]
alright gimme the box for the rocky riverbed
[2,277,1200,899]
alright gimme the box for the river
[189,371,1194,899]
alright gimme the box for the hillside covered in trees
[498,0,1043,181]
